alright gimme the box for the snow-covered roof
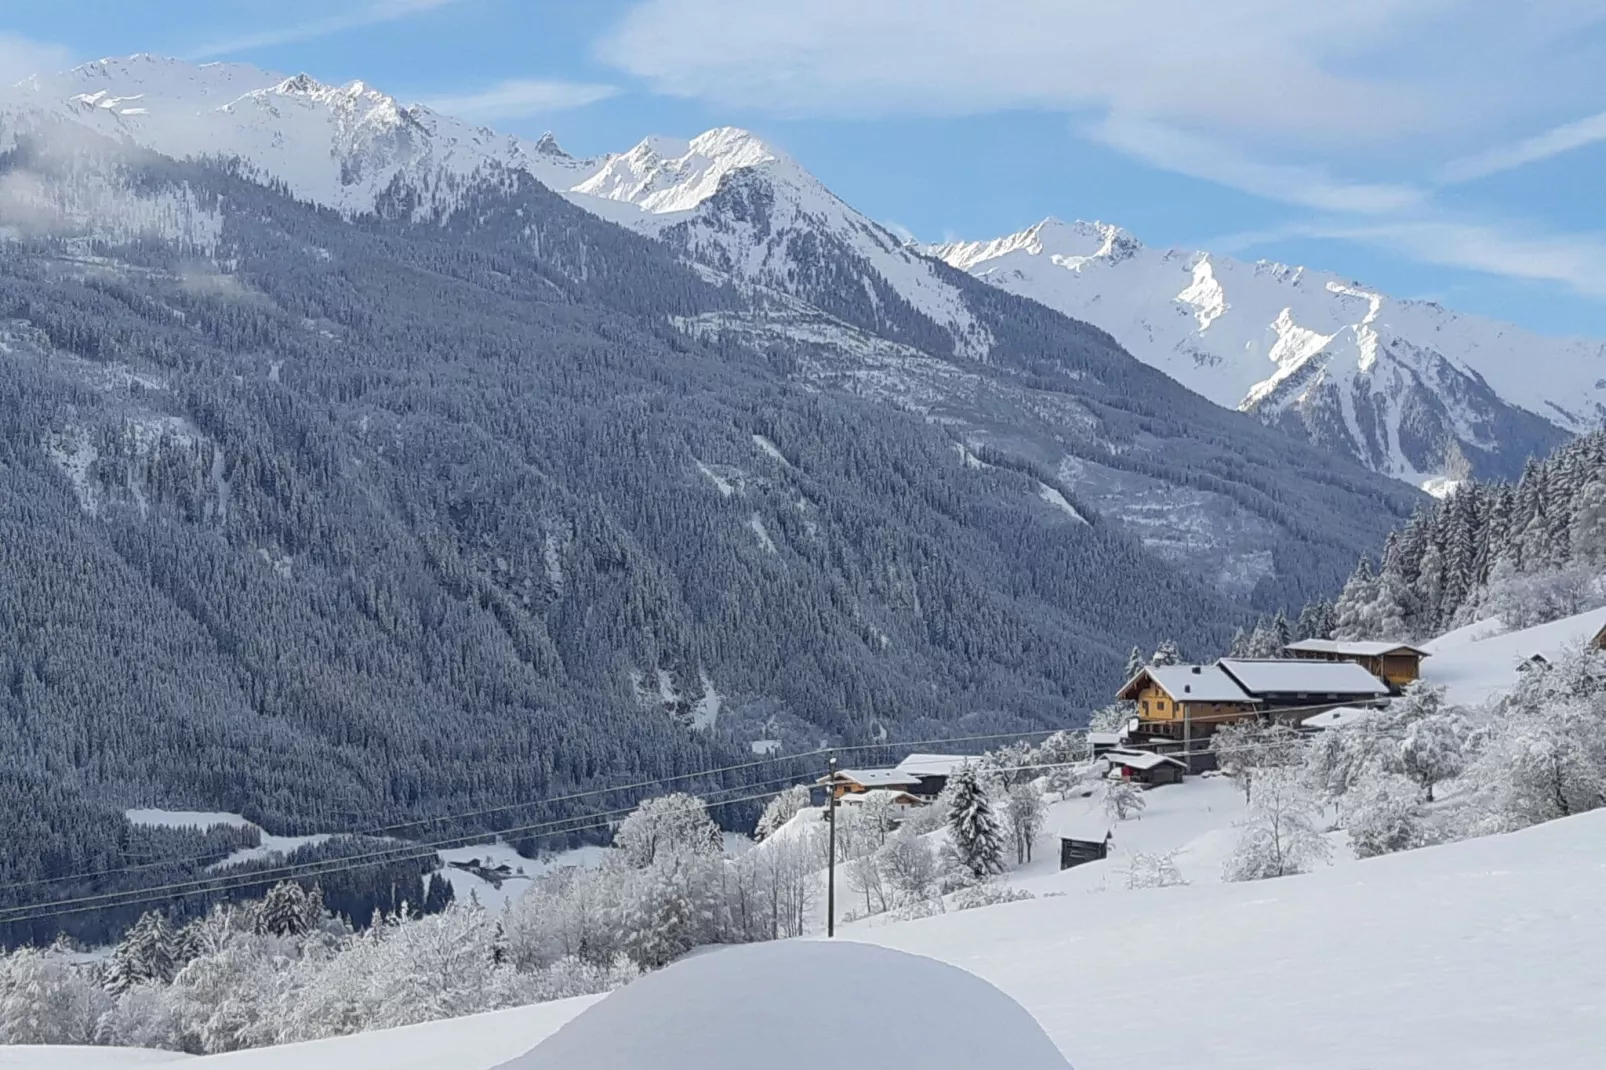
[1106,749,1186,771]
[1087,731,1124,746]
[1218,659,1390,698]
[1121,664,1259,703]
[1060,814,1114,843]
[1284,639,1430,657]
[895,753,970,778]
[1301,706,1382,730]
[838,788,926,806]
[820,769,924,788]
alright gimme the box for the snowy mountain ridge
[932,217,1599,486]
[4,54,1593,486]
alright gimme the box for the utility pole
[1183,702,1192,777]
[826,752,838,938]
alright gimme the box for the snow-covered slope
[932,219,1594,484]
[1422,604,1606,705]
[63,805,1606,1069]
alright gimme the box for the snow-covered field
[54,804,1606,1069]
[1422,605,1606,705]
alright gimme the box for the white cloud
[600,0,1478,140]
[422,79,621,121]
[1087,116,1425,216]
[189,0,463,59]
[0,31,74,82]
[1442,110,1606,183]
[1265,218,1606,299]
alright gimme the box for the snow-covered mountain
[931,219,1600,486]
[8,55,1592,488]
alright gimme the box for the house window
[1141,700,1150,715]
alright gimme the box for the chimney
[1191,665,1202,675]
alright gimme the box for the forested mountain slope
[0,105,1418,937]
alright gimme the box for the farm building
[1282,639,1431,691]
[1058,816,1114,870]
[893,754,970,797]
[1116,664,1262,741]
[1105,749,1186,786]
[1216,658,1391,711]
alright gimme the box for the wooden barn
[1059,816,1114,870]
[1281,639,1430,691]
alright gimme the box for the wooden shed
[1105,749,1186,786]
[1059,816,1114,870]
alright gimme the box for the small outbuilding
[817,768,925,800]
[1105,749,1186,786]
[1058,815,1114,870]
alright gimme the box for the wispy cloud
[1234,217,1606,300]
[1087,116,1425,216]
[422,78,620,121]
[0,31,74,82]
[189,0,463,59]
[1442,110,1606,183]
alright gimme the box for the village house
[1118,658,1392,762]
[1282,639,1431,691]
[892,754,969,798]
[1116,663,1263,741]
[836,788,927,810]
[816,768,926,800]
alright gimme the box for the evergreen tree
[1149,639,1181,668]
[103,911,176,994]
[258,881,311,938]
[944,766,1005,878]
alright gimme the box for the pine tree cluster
[1306,431,1606,641]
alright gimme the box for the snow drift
[497,941,1071,1070]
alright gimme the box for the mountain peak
[533,132,571,159]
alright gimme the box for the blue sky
[6,0,1606,336]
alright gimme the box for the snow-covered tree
[945,765,1005,879]
[1296,600,1337,641]
[1343,771,1425,859]
[1086,702,1132,734]
[614,792,724,869]
[1213,720,1305,803]
[257,881,311,937]
[877,828,941,909]
[1149,639,1181,667]
[0,948,105,1044]
[1401,714,1466,802]
[1222,768,1332,881]
[104,911,178,995]
[1469,698,1606,831]
[754,784,811,840]
[1005,782,1045,864]
[1124,850,1188,890]
[1103,779,1146,821]
[1124,646,1146,681]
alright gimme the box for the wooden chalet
[816,768,925,800]
[1282,639,1430,691]
[1116,664,1262,742]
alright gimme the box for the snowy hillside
[1422,604,1606,705]
[932,219,1593,485]
[49,806,1606,1069]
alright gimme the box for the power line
[13,726,1080,893]
[0,781,808,927]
